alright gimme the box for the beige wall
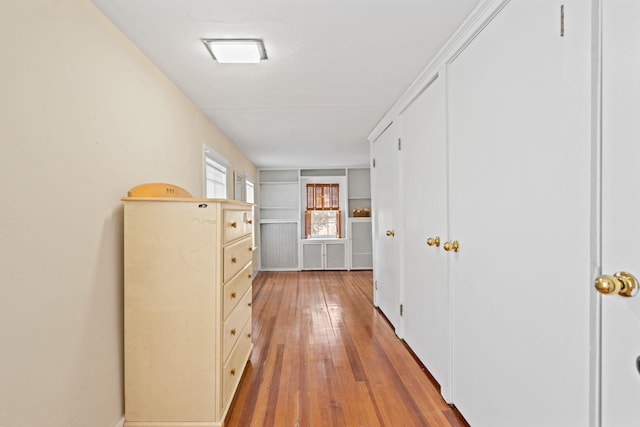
[0,1,256,426]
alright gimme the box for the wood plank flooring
[226,271,467,427]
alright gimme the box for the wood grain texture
[226,271,469,427]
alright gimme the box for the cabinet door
[325,242,346,270]
[301,242,323,270]
[260,222,299,270]
[448,1,591,425]
[349,219,373,269]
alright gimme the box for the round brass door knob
[427,237,440,247]
[386,230,395,237]
[443,240,460,252]
[595,271,638,297]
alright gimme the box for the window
[204,147,228,198]
[245,179,255,203]
[308,211,339,238]
[305,183,341,238]
[233,172,254,202]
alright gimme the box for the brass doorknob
[386,230,395,237]
[427,237,440,247]
[443,240,460,252]
[595,271,638,297]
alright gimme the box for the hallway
[226,271,467,426]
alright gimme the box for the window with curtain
[305,183,341,238]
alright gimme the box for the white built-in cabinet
[258,167,372,271]
[347,168,373,270]
[122,195,253,427]
[301,240,347,270]
[258,169,300,270]
[348,218,373,270]
[370,1,593,426]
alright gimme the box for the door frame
[592,0,603,425]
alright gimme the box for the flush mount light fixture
[201,38,268,64]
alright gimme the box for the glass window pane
[310,211,338,238]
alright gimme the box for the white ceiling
[91,0,481,168]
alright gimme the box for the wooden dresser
[122,194,253,427]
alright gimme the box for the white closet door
[372,122,401,328]
[448,1,591,425]
[399,75,451,401]
[601,1,640,425]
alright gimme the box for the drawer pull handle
[247,333,252,338]
[248,247,253,252]
[231,292,237,299]
[230,222,237,228]
[230,369,236,376]
[248,302,252,307]
[247,219,253,225]
[231,257,237,263]
[231,328,237,336]
[248,274,252,279]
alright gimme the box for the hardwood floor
[226,270,467,427]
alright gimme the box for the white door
[448,1,592,425]
[600,1,640,425]
[399,75,451,401]
[372,122,401,328]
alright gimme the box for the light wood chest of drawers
[122,197,253,427]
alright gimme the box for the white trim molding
[367,0,511,143]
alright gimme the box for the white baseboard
[113,416,125,427]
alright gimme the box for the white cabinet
[347,168,372,270]
[259,169,299,221]
[258,167,372,271]
[347,218,373,270]
[301,240,347,270]
[122,195,253,427]
[258,169,299,270]
[347,168,371,217]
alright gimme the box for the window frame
[203,145,229,199]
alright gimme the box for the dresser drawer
[222,319,252,408]
[223,263,253,320]
[222,288,252,361]
[223,236,253,282]
[223,209,251,243]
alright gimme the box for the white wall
[0,1,256,426]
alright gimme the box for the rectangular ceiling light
[201,38,267,64]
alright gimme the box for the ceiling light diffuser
[201,38,268,64]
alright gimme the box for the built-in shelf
[258,167,372,271]
[347,168,371,218]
